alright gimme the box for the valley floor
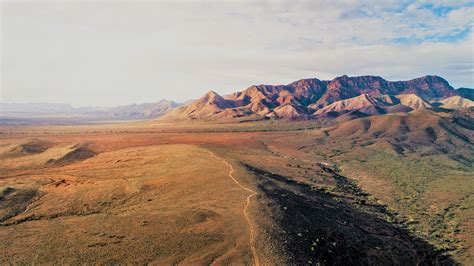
[0,118,472,264]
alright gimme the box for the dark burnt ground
[246,165,455,265]
[0,187,38,223]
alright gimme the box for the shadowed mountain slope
[457,88,474,101]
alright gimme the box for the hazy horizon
[2,1,473,107]
[1,2,474,264]
[0,74,471,108]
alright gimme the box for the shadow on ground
[246,164,456,265]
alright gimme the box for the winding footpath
[206,150,260,266]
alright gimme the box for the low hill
[435,96,474,110]
[324,108,473,157]
[305,108,474,262]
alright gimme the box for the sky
[1,0,473,107]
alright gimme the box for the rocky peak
[200,90,227,106]
[160,75,461,121]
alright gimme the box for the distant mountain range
[162,75,473,120]
[2,75,472,125]
[1,100,181,119]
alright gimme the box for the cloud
[1,1,473,105]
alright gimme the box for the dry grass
[0,144,255,264]
[0,111,472,264]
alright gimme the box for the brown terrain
[1,75,473,265]
[162,75,468,120]
[437,96,474,110]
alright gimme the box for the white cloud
[1,1,473,106]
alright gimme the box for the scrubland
[0,111,472,264]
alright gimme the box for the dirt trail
[206,150,260,266]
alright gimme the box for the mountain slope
[457,88,474,101]
[305,108,473,260]
[273,104,306,119]
[436,96,474,110]
[313,94,412,116]
[327,108,472,145]
[161,75,460,121]
[161,91,235,119]
[314,75,456,107]
[394,94,432,109]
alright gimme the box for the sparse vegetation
[0,108,472,264]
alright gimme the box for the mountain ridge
[1,100,182,119]
[162,75,469,121]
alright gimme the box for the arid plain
[1,108,472,265]
[3,0,474,264]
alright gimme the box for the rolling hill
[1,97,472,264]
[435,96,474,110]
[299,107,474,262]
